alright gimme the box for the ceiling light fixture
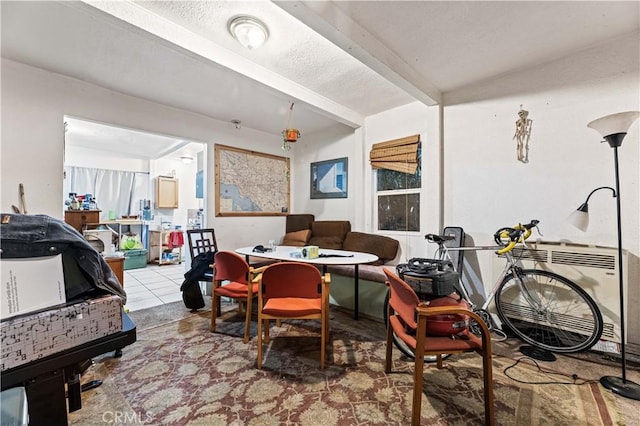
[180,156,194,164]
[228,15,269,50]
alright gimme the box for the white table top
[236,246,378,265]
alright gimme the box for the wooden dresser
[64,210,101,233]
[105,257,125,287]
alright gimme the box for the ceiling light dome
[228,15,269,50]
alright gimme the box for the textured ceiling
[2,1,638,158]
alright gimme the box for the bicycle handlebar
[424,220,540,255]
[494,219,539,254]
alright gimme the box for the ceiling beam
[80,0,364,129]
[274,1,442,106]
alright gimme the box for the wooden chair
[256,262,331,369]
[211,251,267,343]
[383,268,494,426]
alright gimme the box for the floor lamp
[568,110,640,400]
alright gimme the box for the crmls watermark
[102,411,154,424]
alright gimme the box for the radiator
[492,241,639,355]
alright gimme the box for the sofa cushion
[342,232,399,265]
[308,236,344,249]
[308,221,351,249]
[281,229,311,247]
[285,214,315,234]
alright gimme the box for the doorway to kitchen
[63,116,207,274]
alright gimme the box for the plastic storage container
[123,249,148,270]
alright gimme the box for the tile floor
[123,263,187,311]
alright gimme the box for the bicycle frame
[434,243,527,313]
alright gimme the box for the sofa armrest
[342,232,399,265]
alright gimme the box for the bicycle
[385,220,604,360]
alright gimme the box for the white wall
[443,33,639,296]
[292,126,359,222]
[363,102,443,262]
[0,59,293,251]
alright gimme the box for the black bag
[180,250,215,311]
[181,280,205,311]
[396,258,459,299]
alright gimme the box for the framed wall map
[215,144,290,216]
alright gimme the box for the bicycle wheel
[382,290,449,362]
[495,269,603,353]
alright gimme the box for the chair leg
[320,312,326,369]
[264,320,270,343]
[412,314,429,426]
[483,352,495,425]
[257,314,263,369]
[243,297,252,344]
[210,294,218,332]
[412,345,426,426]
[385,322,394,373]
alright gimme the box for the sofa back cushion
[281,229,311,247]
[285,214,315,233]
[308,221,351,249]
[342,232,399,265]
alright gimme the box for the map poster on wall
[215,144,290,216]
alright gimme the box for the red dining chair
[383,268,494,426]
[256,262,331,369]
[211,251,267,343]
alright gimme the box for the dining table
[235,246,378,320]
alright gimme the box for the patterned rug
[69,305,626,425]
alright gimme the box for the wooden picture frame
[215,144,290,216]
[310,157,348,199]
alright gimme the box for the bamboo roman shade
[369,134,420,174]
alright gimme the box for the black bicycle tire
[382,289,450,362]
[494,269,603,353]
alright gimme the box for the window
[376,144,421,232]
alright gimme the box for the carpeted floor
[69,300,639,425]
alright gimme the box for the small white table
[236,246,378,320]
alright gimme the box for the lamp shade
[587,111,639,138]
[567,208,589,232]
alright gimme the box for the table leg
[354,265,359,320]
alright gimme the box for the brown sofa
[283,216,399,263]
[282,215,400,279]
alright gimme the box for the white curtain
[64,166,148,217]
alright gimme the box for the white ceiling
[2,1,638,157]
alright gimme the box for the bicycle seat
[424,233,456,244]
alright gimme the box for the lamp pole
[598,137,640,400]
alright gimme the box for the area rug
[69,304,626,425]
